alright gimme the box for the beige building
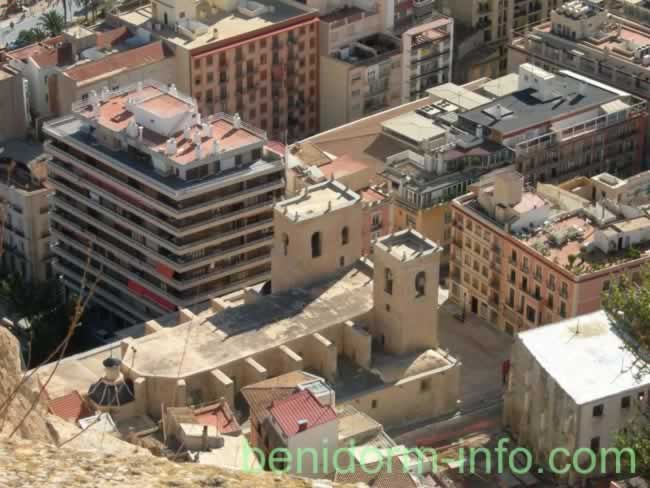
[504,310,650,484]
[450,0,562,83]
[38,180,460,430]
[44,81,284,325]
[113,0,320,142]
[0,64,29,142]
[509,1,650,101]
[0,141,51,283]
[450,168,650,334]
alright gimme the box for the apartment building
[457,63,647,184]
[43,81,284,325]
[401,16,454,102]
[509,0,650,101]
[0,141,52,283]
[319,8,454,130]
[504,310,650,484]
[114,0,319,142]
[450,168,650,335]
[450,0,562,83]
[0,64,29,142]
[2,25,176,124]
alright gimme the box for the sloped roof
[63,41,171,82]
[269,389,336,438]
[48,391,93,422]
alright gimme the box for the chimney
[192,130,202,146]
[201,425,209,450]
[166,138,177,156]
[233,113,242,129]
[297,419,308,432]
[169,84,178,96]
[102,357,121,382]
[138,125,144,142]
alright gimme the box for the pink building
[450,168,650,335]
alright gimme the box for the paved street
[0,1,65,47]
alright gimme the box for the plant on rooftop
[602,267,650,477]
[38,11,66,37]
[567,254,577,269]
[626,246,642,260]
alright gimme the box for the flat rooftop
[276,180,360,221]
[120,262,374,378]
[381,112,447,145]
[459,74,619,134]
[477,73,520,98]
[117,1,315,51]
[427,83,492,111]
[70,82,264,166]
[376,229,441,261]
[518,310,650,405]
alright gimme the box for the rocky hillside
[0,328,355,487]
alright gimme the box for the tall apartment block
[0,144,51,283]
[43,81,284,325]
[114,0,319,142]
[450,168,650,335]
[319,5,453,129]
[509,0,650,101]
[450,0,561,82]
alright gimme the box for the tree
[603,268,650,477]
[14,28,46,48]
[38,11,65,37]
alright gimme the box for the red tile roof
[96,26,130,49]
[64,41,171,82]
[269,390,336,438]
[48,391,93,422]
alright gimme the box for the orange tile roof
[319,155,368,179]
[7,35,63,62]
[194,402,240,434]
[64,41,171,82]
[96,26,130,49]
[48,391,93,422]
[269,390,336,438]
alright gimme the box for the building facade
[44,81,284,325]
[504,310,650,484]
[0,64,29,142]
[450,168,650,335]
[0,151,51,283]
[114,0,320,142]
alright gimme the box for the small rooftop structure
[333,33,401,65]
[517,310,650,404]
[375,229,442,261]
[87,357,135,407]
[381,112,447,147]
[426,83,492,111]
[47,391,93,423]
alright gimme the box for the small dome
[103,357,121,368]
[87,378,134,407]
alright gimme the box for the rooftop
[276,179,361,222]
[269,389,336,438]
[47,391,93,422]
[459,72,619,134]
[332,33,401,65]
[476,73,520,98]
[117,0,315,51]
[63,41,173,84]
[375,229,442,261]
[518,310,650,404]
[381,112,447,145]
[427,83,492,111]
[119,262,373,378]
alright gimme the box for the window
[282,233,289,256]
[560,301,567,318]
[547,293,554,309]
[385,268,393,295]
[372,214,381,228]
[339,256,345,267]
[526,306,536,323]
[590,437,600,452]
[311,231,322,258]
[511,250,517,263]
[371,399,378,409]
[415,271,426,297]
[621,396,631,409]
[341,226,349,245]
[593,404,604,417]
[386,304,390,312]
[420,378,431,392]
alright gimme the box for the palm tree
[14,28,46,47]
[38,10,65,37]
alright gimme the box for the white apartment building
[504,310,650,484]
[43,81,284,325]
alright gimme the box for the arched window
[415,271,426,297]
[282,233,289,256]
[384,267,393,295]
[341,226,349,245]
[311,231,322,258]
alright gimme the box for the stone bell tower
[371,229,442,355]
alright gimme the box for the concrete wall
[0,70,28,141]
[285,419,338,477]
[344,363,460,426]
[319,56,351,131]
